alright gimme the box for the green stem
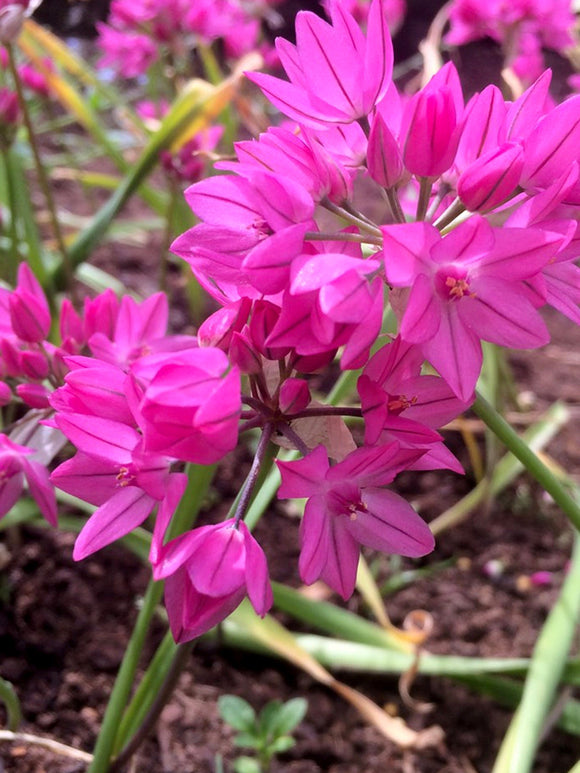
[233,423,274,526]
[1,147,19,285]
[112,631,177,755]
[492,533,580,773]
[472,391,580,531]
[110,641,194,772]
[384,187,406,224]
[415,177,433,221]
[86,579,164,773]
[0,676,21,731]
[6,44,72,290]
[321,197,383,237]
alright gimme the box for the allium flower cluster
[446,0,575,83]
[8,0,580,645]
[97,0,282,78]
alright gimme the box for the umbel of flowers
[2,0,580,642]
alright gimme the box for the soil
[2,4,580,773]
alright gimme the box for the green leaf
[268,698,307,738]
[269,735,296,753]
[233,757,262,773]
[257,700,282,738]
[218,695,257,733]
[233,733,259,749]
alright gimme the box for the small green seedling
[218,694,308,773]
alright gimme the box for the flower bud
[367,113,403,189]
[229,328,262,374]
[0,3,26,44]
[457,142,524,212]
[0,381,11,406]
[16,382,50,408]
[279,378,310,414]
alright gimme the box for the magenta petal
[51,454,120,506]
[150,473,188,567]
[73,487,155,560]
[400,274,441,343]
[278,445,329,499]
[383,223,440,285]
[242,524,273,616]
[295,11,361,117]
[55,414,137,463]
[466,279,550,349]
[247,71,349,127]
[22,458,57,526]
[188,525,246,596]
[422,307,481,402]
[400,375,469,428]
[352,489,434,556]
[362,0,393,111]
[181,584,245,640]
[299,495,331,585]
[0,473,23,518]
[320,519,359,600]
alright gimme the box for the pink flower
[133,347,241,465]
[400,63,463,179]
[383,216,561,400]
[171,171,314,301]
[277,444,434,599]
[0,434,56,525]
[50,412,178,559]
[153,519,273,642]
[96,24,158,78]
[9,263,50,344]
[247,0,393,127]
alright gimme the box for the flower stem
[6,44,72,291]
[305,231,382,246]
[233,423,275,527]
[415,177,433,221]
[109,640,195,772]
[86,579,165,773]
[473,391,580,531]
[384,187,406,224]
[322,197,383,237]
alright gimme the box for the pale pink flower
[278,444,434,599]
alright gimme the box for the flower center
[116,466,136,487]
[346,500,367,521]
[387,393,418,414]
[435,266,475,302]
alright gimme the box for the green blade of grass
[492,533,580,773]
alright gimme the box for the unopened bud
[0,4,26,44]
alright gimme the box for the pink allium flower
[133,347,241,465]
[247,0,393,127]
[161,126,223,185]
[96,24,158,78]
[153,519,273,642]
[446,0,574,84]
[0,434,56,525]
[171,171,315,302]
[9,263,50,344]
[383,216,561,400]
[278,444,434,599]
[51,411,179,559]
